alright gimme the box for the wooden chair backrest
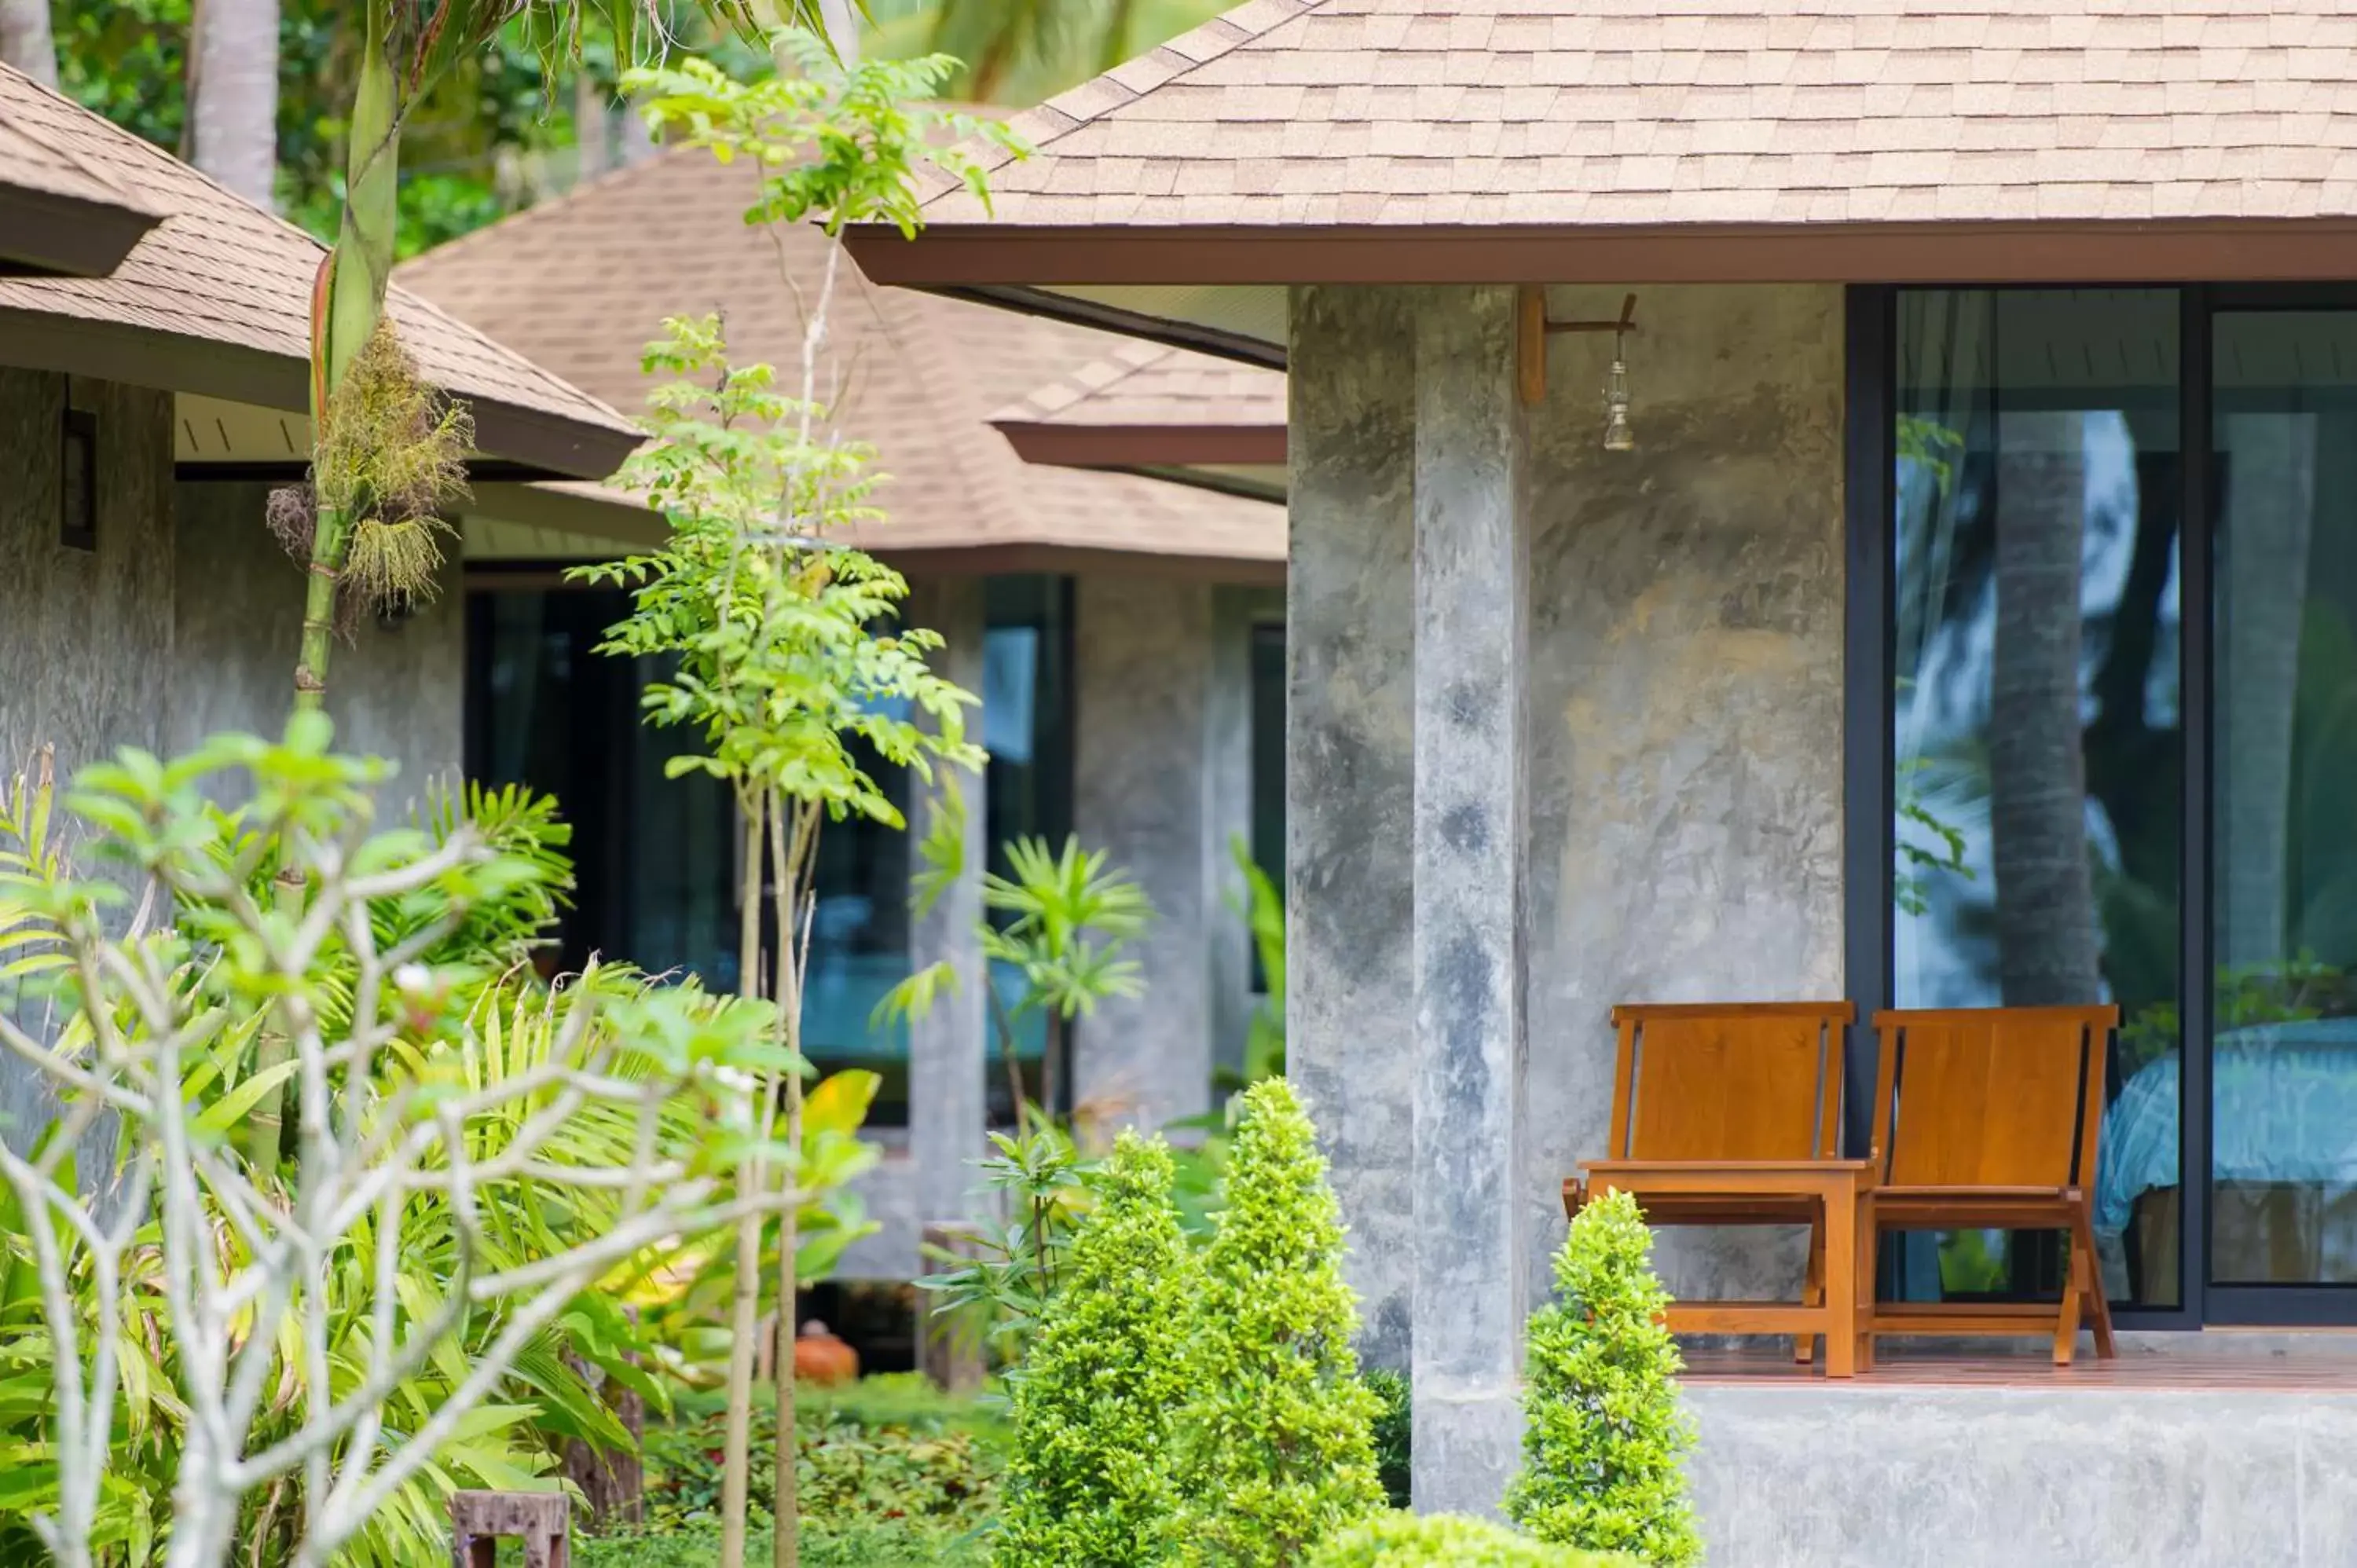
[1869,1006,2119,1190]
[1606,1002,1856,1162]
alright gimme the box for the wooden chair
[1864,1006,2121,1366]
[1567,1002,1870,1376]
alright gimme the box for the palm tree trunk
[2219,412,2315,968]
[0,0,56,87]
[248,2,398,1169]
[189,0,282,207]
[1990,409,2102,1004]
[296,4,399,719]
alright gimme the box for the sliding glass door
[2209,309,2357,1300]
[1879,287,2357,1323]
[1890,289,2185,1311]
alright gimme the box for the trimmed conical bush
[1176,1077,1384,1566]
[994,1130,1198,1567]
[1507,1191,1700,1567]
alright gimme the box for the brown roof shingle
[994,340,1285,430]
[398,145,1281,567]
[902,0,2357,230]
[0,64,636,478]
[0,111,161,276]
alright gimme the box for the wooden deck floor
[1681,1338,2357,1390]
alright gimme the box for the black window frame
[1849,280,2357,1329]
[60,404,97,551]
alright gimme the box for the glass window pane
[1249,621,1286,995]
[2210,310,2357,1286]
[1893,288,2184,1310]
[981,576,1076,1120]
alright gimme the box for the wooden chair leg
[1823,1189,1857,1379]
[2053,1241,2086,1366]
[1853,1196,1877,1373]
[1795,1214,1825,1364]
[2073,1210,2117,1359]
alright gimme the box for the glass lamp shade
[1602,357,1634,452]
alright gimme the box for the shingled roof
[0,63,638,478]
[852,0,2357,289]
[398,141,1281,572]
[992,340,1286,474]
[0,113,159,277]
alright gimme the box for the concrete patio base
[1686,1343,2357,1567]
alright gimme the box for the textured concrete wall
[0,369,177,775]
[173,481,464,811]
[1688,1379,2357,1567]
[1073,574,1219,1130]
[1285,282,1846,1510]
[0,370,176,1161]
[836,1144,920,1280]
[1520,284,1846,1306]
[904,576,989,1233]
[1286,286,1418,1371]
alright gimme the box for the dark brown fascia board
[0,184,162,278]
[854,542,1287,587]
[471,543,1287,588]
[849,218,2357,289]
[994,420,1287,470]
[935,284,1287,368]
[0,306,640,481]
[1124,463,1287,506]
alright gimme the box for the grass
[574,1519,992,1567]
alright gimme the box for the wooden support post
[452,1490,569,1568]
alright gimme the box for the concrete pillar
[1285,286,1417,1370]
[1409,285,1530,1515]
[905,575,989,1230]
[1073,574,1216,1130]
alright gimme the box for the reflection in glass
[1893,289,2184,1308]
[2210,312,2357,1284]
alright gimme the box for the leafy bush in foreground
[995,1131,1199,1566]
[1363,1368,1412,1510]
[1508,1192,1700,1566]
[1175,1078,1384,1565]
[1309,1512,1638,1567]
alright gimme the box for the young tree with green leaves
[1176,1077,1384,1566]
[581,38,1014,1568]
[994,1130,1197,1568]
[1508,1192,1700,1568]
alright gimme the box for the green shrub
[1176,1078,1385,1565]
[577,1518,993,1568]
[995,1130,1200,1566]
[640,1379,1001,1537]
[1308,1512,1637,1567]
[1364,1368,1411,1510]
[804,1369,1012,1445]
[1506,1192,1701,1567]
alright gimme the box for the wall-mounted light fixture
[1516,286,1640,451]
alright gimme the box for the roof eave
[993,419,1286,469]
[0,305,640,482]
[851,216,2357,290]
[0,183,162,278]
